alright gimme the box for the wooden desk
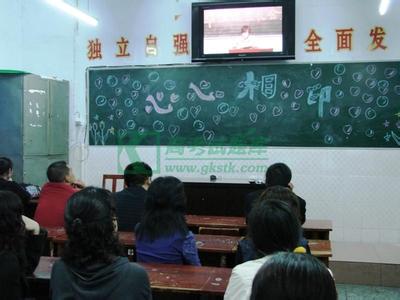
[309,239,332,266]
[303,220,332,240]
[31,256,231,296]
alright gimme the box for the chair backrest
[102,174,124,192]
[198,226,241,236]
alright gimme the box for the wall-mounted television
[192,0,295,62]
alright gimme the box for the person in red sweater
[34,161,84,228]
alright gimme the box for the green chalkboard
[88,62,400,147]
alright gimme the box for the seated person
[224,200,300,300]
[233,25,257,49]
[0,191,46,300]
[114,162,152,232]
[136,176,201,266]
[34,161,83,227]
[250,252,337,300]
[50,187,151,299]
[0,157,32,206]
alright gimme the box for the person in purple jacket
[136,176,201,266]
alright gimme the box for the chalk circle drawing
[95,95,107,106]
[115,87,122,96]
[310,67,322,80]
[131,107,138,116]
[332,76,342,86]
[193,120,205,132]
[108,98,118,110]
[177,107,189,121]
[131,90,139,100]
[118,129,127,138]
[229,106,239,117]
[186,92,196,102]
[163,80,176,91]
[215,91,225,99]
[126,120,136,130]
[394,85,400,95]
[291,102,300,111]
[365,78,377,89]
[352,72,363,82]
[256,104,267,113]
[365,108,377,120]
[362,93,374,104]
[294,89,304,99]
[335,90,344,99]
[282,79,291,89]
[170,93,180,103]
[203,130,215,144]
[189,82,215,101]
[272,106,283,117]
[152,120,165,133]
[124,98,133,107]
[131,80,142,90]
[365,129,374,138]
[137,127,145,135]
[376,96,389,108]
[349,86,361,97]
[384,67,398,79]
[145,105,153,114]
[106,75,118,87]
[190,105,201,118]
[142,84,151,94]
[330,107,340,117]
[217,102,230,114]
[94,77,103,89]
[280,91,289,100]
[249,113,258,123]
[366,64,377,75]
[115,109,123,119]
[348,106,362,118]
[378,80,389,95]
[122,74,130,85]
[212,115,221,125]
[391,131,400,146]
[334,64,346,76]
[168,125,180,138]
[156,92,164,102]
[148,71,160,82]
[342,124,353,135]
[311,121,320,131]
[199,80,211,90]
[324,135,334,144]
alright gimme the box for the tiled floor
[337,284,400,299]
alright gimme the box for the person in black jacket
[0,191,46,300]
[114,162,152,232]
[50,187,151,300]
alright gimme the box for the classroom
[0,0,399,299]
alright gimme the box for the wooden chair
[198,226,241,236]
[102,174,124,192]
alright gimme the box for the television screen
[192,1,295,62]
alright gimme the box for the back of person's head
[258,186,300,221]
[47,161,70,183]
[0,157,13,177]
[124,161,152,187]
[265,162,292,187]
[0,191,24,252]
[250,252,337,300]
[63,187,122,268]
[248,200,299,256]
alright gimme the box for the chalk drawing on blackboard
[93,114,99,121]
[131,90,139,100]
[282,79,291,89]
[384,68,397,79]
[366,64,377,75]
[215,91,225,99]
[108,98,118,110]
[176,107,189,121]
[142,84,151,94]
[95,95,107,106]
[115,87,122,96]
[170,93,180,103]
[186,92,196,102]
[95,77,103,89]
[217,102,229,115]
[364,107,376,120]
[352,72,363,82]
[249,113,258,123]
[229,106,239,117]
[118,129,127,138]
[89,121,110,145]
[272,106,283,117]
[261,74,277,99]
[145,106,152,114]
[189,82,216,101]
[116,109,123,119]
[145,94,173,114]
[106,75,118,87]
[203,130,215,144]
[365,129,374,137]
[330,107,340,117]
[280,91,289,100]
[126,120,136,130]
[122,74,130,85]
[132,80,142,90]
[238,71,259,101]
[199,80,211,90]
[256,104,267,113]
[291,102,300,111]
[107,115,114,121]
[335,90,344,99]
[212,115,221,125]
[348,106,362,118]
[365,78,377,89]
[383,120,390,128]
[332,76,342,86]
[193,120,205,132]
[123,98,133,108]
[310,67,322,80]
[377,80,389,95]
[138,127,145,135]
[392,131,400,145]
[396,121,400,129]
[334,64,346,76]
[377,96,389,108]
[131,107,138,116]
[343,124,353,135]
[394,85,400,95]
[168,125,180,138]
[350,86,361,97]
[190,105,201,118]
[384,132,391,142]
[152,120,165,133]
[148,71,160,82]
[164,80,176,91]
[324,135,334,145]
[294,89,304,99]
[307,85,331,118]
[311,121,320,132]
[362,93,374,104]
[156,92,164,102]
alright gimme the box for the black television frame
[192,0,295,62]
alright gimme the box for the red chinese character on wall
[304,29,322,52]
[116,37,130,57]
[87,38,102,60]
[173,33,189,55]
[369,26,387,50]
[336,28,354,51]
[146,34,158,56]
